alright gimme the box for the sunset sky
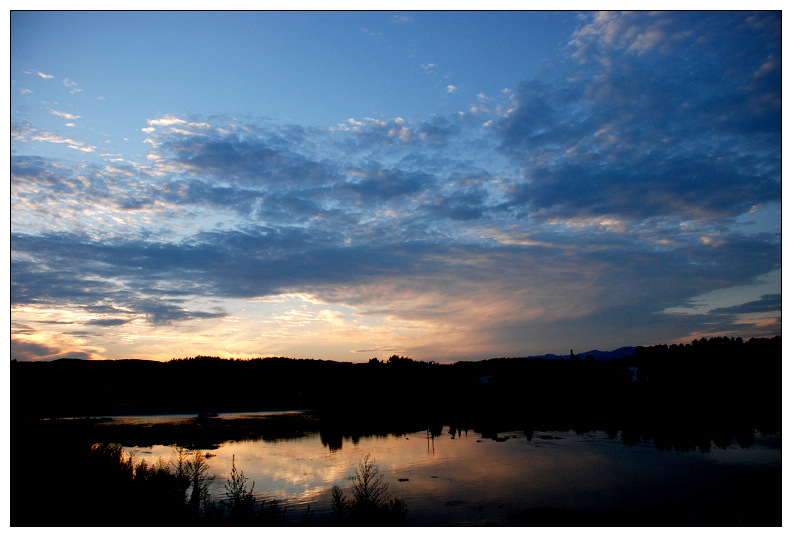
[10,10,782,363]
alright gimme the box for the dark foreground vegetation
[17,439,402,526]
[76,443,292,526]
[11,336,782,526]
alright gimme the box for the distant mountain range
[524,346,639,361]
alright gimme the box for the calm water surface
[123,414,780,526]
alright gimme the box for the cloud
[660,291,782,341]
[500,152,779,222]
[148,115,188,127]
[446,85,458,93]
[11,235,230,326]
[136,301,227,325]
[86,318,131,327]
[11,335,102,361]
[10,193,780,358]
[14,108,779,307]
[23,69,53,79]
[710,293,781,316]
[421,63,436,73]
[348,168,429,201]
[47,108,81,120]
[63,78,82,93]
[12,122,96,153]
[494,11,781,224]
[390,14,412,24]
[352,347,399,354]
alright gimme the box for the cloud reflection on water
[126,426,781,525]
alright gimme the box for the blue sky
[10,11,782,362]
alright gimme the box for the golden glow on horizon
[11,261,780,363]
[12,293,451,362]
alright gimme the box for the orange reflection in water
[129,426,781,526]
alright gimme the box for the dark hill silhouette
[522,346,638,361]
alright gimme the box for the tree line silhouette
[12,336,780,435]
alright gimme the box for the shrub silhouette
[258,498,286,526]
[78,444,289,525]
[168,447,215,520]
[331,453,407,526]
[331,484,351,520]
[222,454,256,523]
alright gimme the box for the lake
[120,412,781,526]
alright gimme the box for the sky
[9,10,782,363]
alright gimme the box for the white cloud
[390,14,412,24]
[23,69,54,79]
[13,123,96,153]
[48,108,81,120]
[62,78,82,93]
[147,116,188,127]
[446,85,458,93]
[168,128,208,137]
